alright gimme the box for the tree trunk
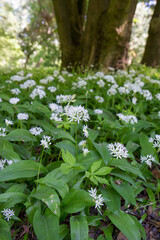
[141,0,160,67]
[94,0,137,70]
[52,0,86,69]
[52,0,137,70]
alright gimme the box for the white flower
[0,98,2,102]
[50,113,62,122]
[97,79,105,88]
[83,125,89,138]
[49,103,63,114]
[0,161,4,170]
[78,140,86,148]
[108,142,129,159]
[30,86,46,99]
[88,188,104,214]
[26,73,33,78]
[48,86,57,93]
[132,97,137,105]
[117,113,138,124]
[58,75,66,83]
[17,113,29,120]
[95,96,104,103]
[53,70,59,77]
[20,80,36,89]
[7,160,13,165]
[140,155,156,168]
[56,95,72,104]
[9,97,20,105]
[10,88,21,95]
[10,75,25,82]
[82,148,90,156]
[155,93,160,101]
[0,128,6,137]
[5,119,13,126]
[1,208,15,221]
[158,111,160,118]
[149,135,160,148]
[142,90,152,100]
[64,105,90,124]
[40,135,51,149]
[29,127,43,136]
[94,109,103,115]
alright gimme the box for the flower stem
[37,148,44,188]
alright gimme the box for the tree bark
[52,0,137,70]
[141,0,160,67]
[52,0,86,68]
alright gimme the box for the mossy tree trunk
[52,0,137,70]
[141,0,160,67]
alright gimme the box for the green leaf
[92,142,111,165]
[62,149,76,166]
[60,163,72,174]
[0,102,14,116]
[55,140,76,157]
[140,133,157,157]
[0,192,27,208]
[94,167,113,176]
[0,139,21,162]
[29,101,50,117]
[130,215,146,240]
[70,215,88,240]
[111,178,136,206]
[0,160,47,181]
[90,160,102,173]
[33,208,59,240]
[110,159,145,180]
[60,225,69,240]
[62,189,92,214]
[100,186,120,213]
[0,219,11,240]
[108,210,141,240]
[6,129,36,142]
[31,185,60,217]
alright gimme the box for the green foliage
[0,66,159,239]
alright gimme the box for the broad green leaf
[0,160,47,181]
[92,142,111,165]
[108,210,141,240]
[31,185,60,217]
[6,129,36,142]
[33,208,59,240]
[62,189,92,213]
[62,149,76,166]
[130,215,146,240]
[0,102,14,116]
[111,169,136,187]
[94,167,113,176]
[0,192,27,208]
[100,186,120,213]
[29,101,50,117]
[55,140,76,157]
[0,219,11,240]
[60,224,69,240]
[109,159,145,180]
[60,163,72,174]
[38,168,71,198]
[103,225,113,240]
[70,215,88,240]
[0,139,21,162]
[140,133,157,158]
[90,160,102,173]
[111,178,136,206]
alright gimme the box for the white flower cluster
[47,86,57,93]
[0,158,13,170]
[108,142,129,159]
[0,98,2,102]
[149,135,160,148]
[40,76,54,84]
[1,208,15,221]
[88,188,104,214]
[29,127,43,136]
[97,79,105,88]
[10,88,21,95]
[142,90,152,101]
[17,113,29,120]
[107,84,118,96]
[58,76,66,83]
[140,155,156,168]
[64,105,90,124]
[49,103,63,122]
[0,128,6,137]
[155,93,160,101]
[5,119,13,126]
[9,97,20,105]
[117,113,138,124]
[83,125,89,138]
[94,109,103,115]
[72,79,87,89]
[95,96,104,103]
[30,86,46,99]
[20,80,36,89]
[10,75,25,82]
[56,95,72,104]
[40,135,51,149]
[132,97,137,105]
